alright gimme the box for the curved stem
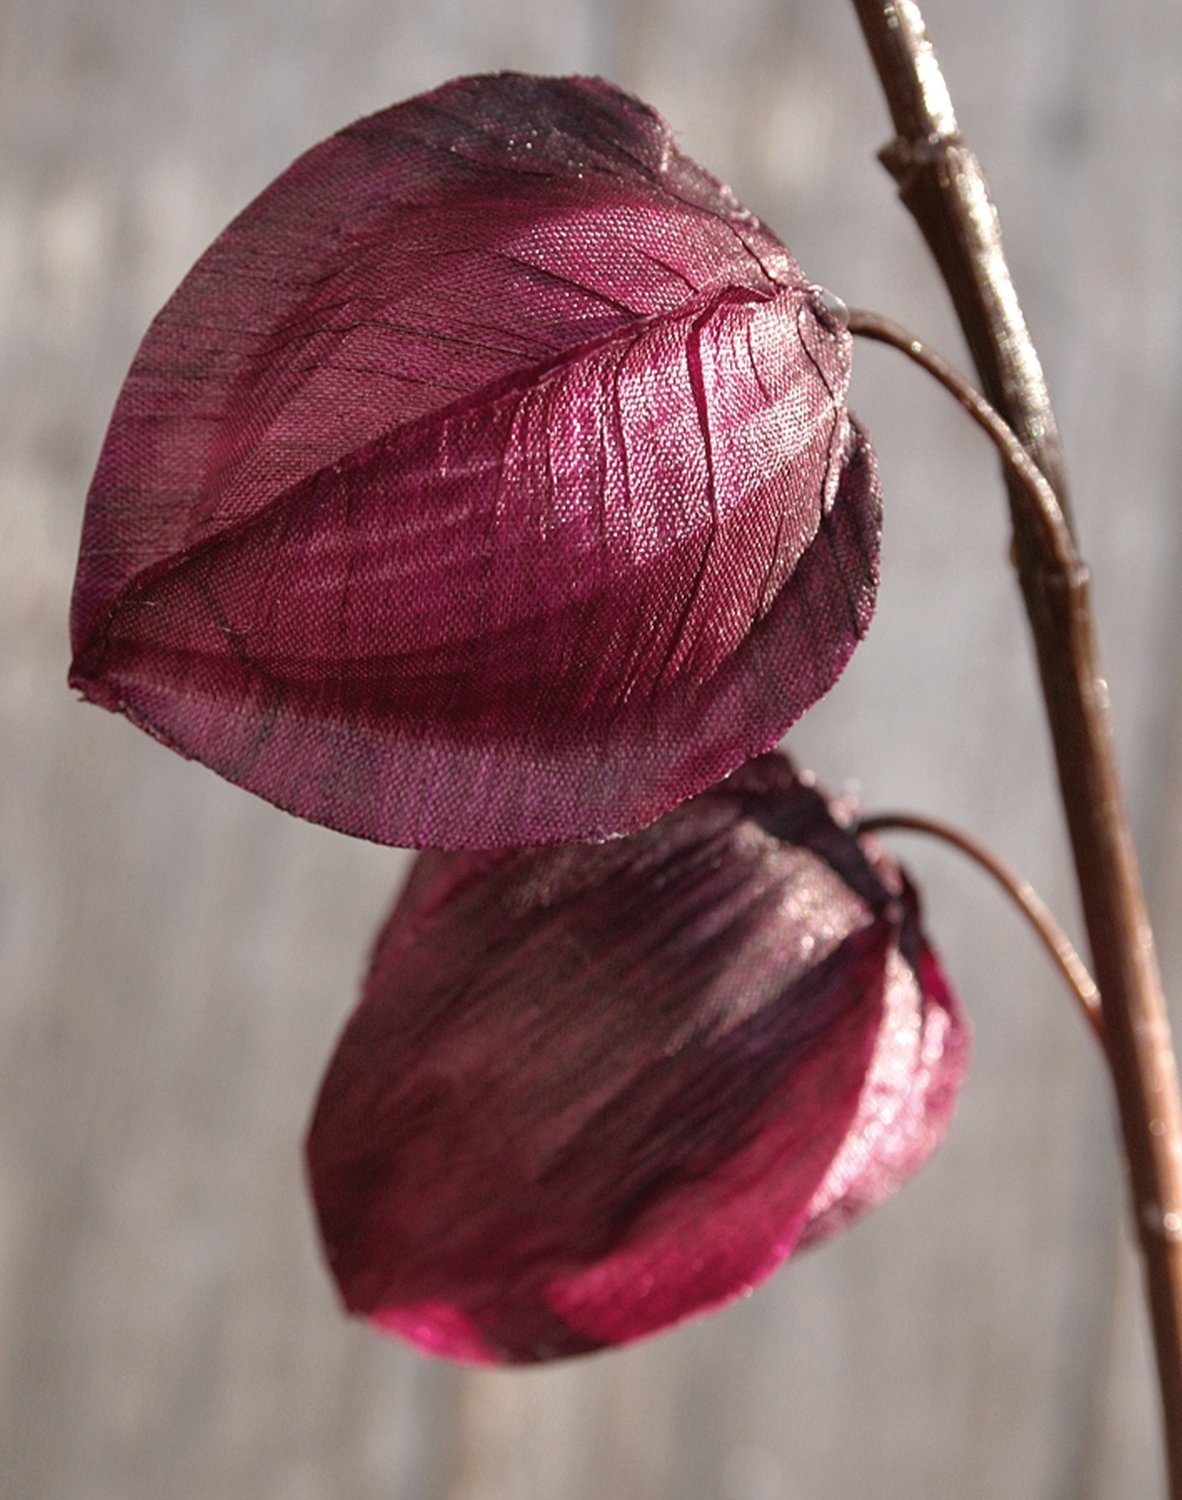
[847,308,1076,575]
[851,3,1182,1488]
[849,0,1073,522]
[857,811,1103,1045]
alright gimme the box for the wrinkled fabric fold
[70,73,881,848]
[306,752,968,1363]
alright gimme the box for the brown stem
[850,0,1073,524]
[850,1,1182,1488]
[846,308,1073,571]
[856,811,1103,1045]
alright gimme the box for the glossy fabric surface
[69,75,881,847]
[306,753,967,1362]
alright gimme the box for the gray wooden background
[4,0,1180,1495]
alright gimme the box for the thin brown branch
[857,810,1103,1045]
[849,0,1072,524]
[850,2,1182,1489]
[847,308,1075,572]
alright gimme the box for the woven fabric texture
[69,74,881,848]
[306,752,967,1363]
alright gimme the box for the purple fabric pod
[70,74,881,849]
[306,752,968,1363]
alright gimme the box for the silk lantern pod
[306,753,967,1364]
[69,74,881,849]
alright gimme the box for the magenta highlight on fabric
[307,752,966,1364]
[69,73,880,851]
[69,74,966,1364]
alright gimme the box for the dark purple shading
[70,74,881,848]
[306,753,968,1363]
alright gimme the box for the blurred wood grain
[2,0,1179,1495]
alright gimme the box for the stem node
[852,1,1182,1485]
